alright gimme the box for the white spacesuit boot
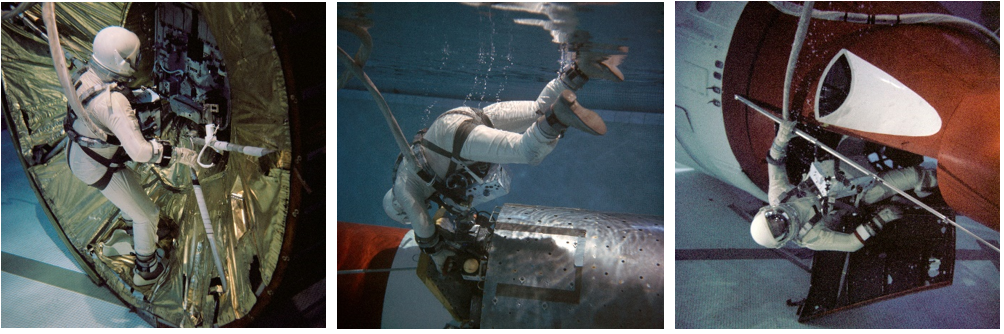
[560,53,625,91]
[417,232,454,274]
[536,53,625,137]
[134,249,165,286]
[102,229,135,257]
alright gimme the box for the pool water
[336,3,665,228]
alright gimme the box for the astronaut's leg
[391,162,455,273]
[482,101,541,133]
[463,92,606,165]
[120,213,134,227]
[99,168,165,285]
[482,78,570,133]
[459,120,557,166]
[484,53,620,133]
[862,166,938,204]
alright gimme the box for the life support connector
[64,72,170,190]
[394,108,512,214]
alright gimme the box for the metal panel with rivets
[480,204,664,328]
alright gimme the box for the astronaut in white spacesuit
[383,54,624,272]
[750,120,939,252]
[65,26,198,286]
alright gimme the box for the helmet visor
[764,209,790,241]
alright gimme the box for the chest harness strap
[394,108,495,212]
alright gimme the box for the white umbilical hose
[41,2,105,142]
[782,1,814,122]
[768,1,999,44]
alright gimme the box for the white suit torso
[768,151,926,252]
[768,156,872,252]
[68,69,159,183]
[391,78,570,239]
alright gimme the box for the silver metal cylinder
[480,204,664,328]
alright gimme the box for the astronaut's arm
[766,160,793,206]
[105,93,171,165]
[802,206,902,252]
[393,175,434,240]
[801,228,866,252]
[862,166,938,204]
[766,120,797,206]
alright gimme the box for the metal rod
[337,45,419,168]
[836,253,850,302]
[191,169,230,292]
[337,267,418,275]
[735,94,1000,253]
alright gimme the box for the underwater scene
[337,2,665,228]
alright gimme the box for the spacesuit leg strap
[448,120,480,175]
[414,136,468,210]
[421,119,480,177]
[416,232,445,254]
[90,165,125,191]
[76,144,129,190]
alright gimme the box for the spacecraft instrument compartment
[1,2,311,327]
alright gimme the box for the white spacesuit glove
[172,147,199,168]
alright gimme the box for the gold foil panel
[1,2,292,327]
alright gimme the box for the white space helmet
[383,189,410,224]
[750,205,798,248]
[91,26,140,78]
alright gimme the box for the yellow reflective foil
[2,2,292,327]
[230,177,248,241]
